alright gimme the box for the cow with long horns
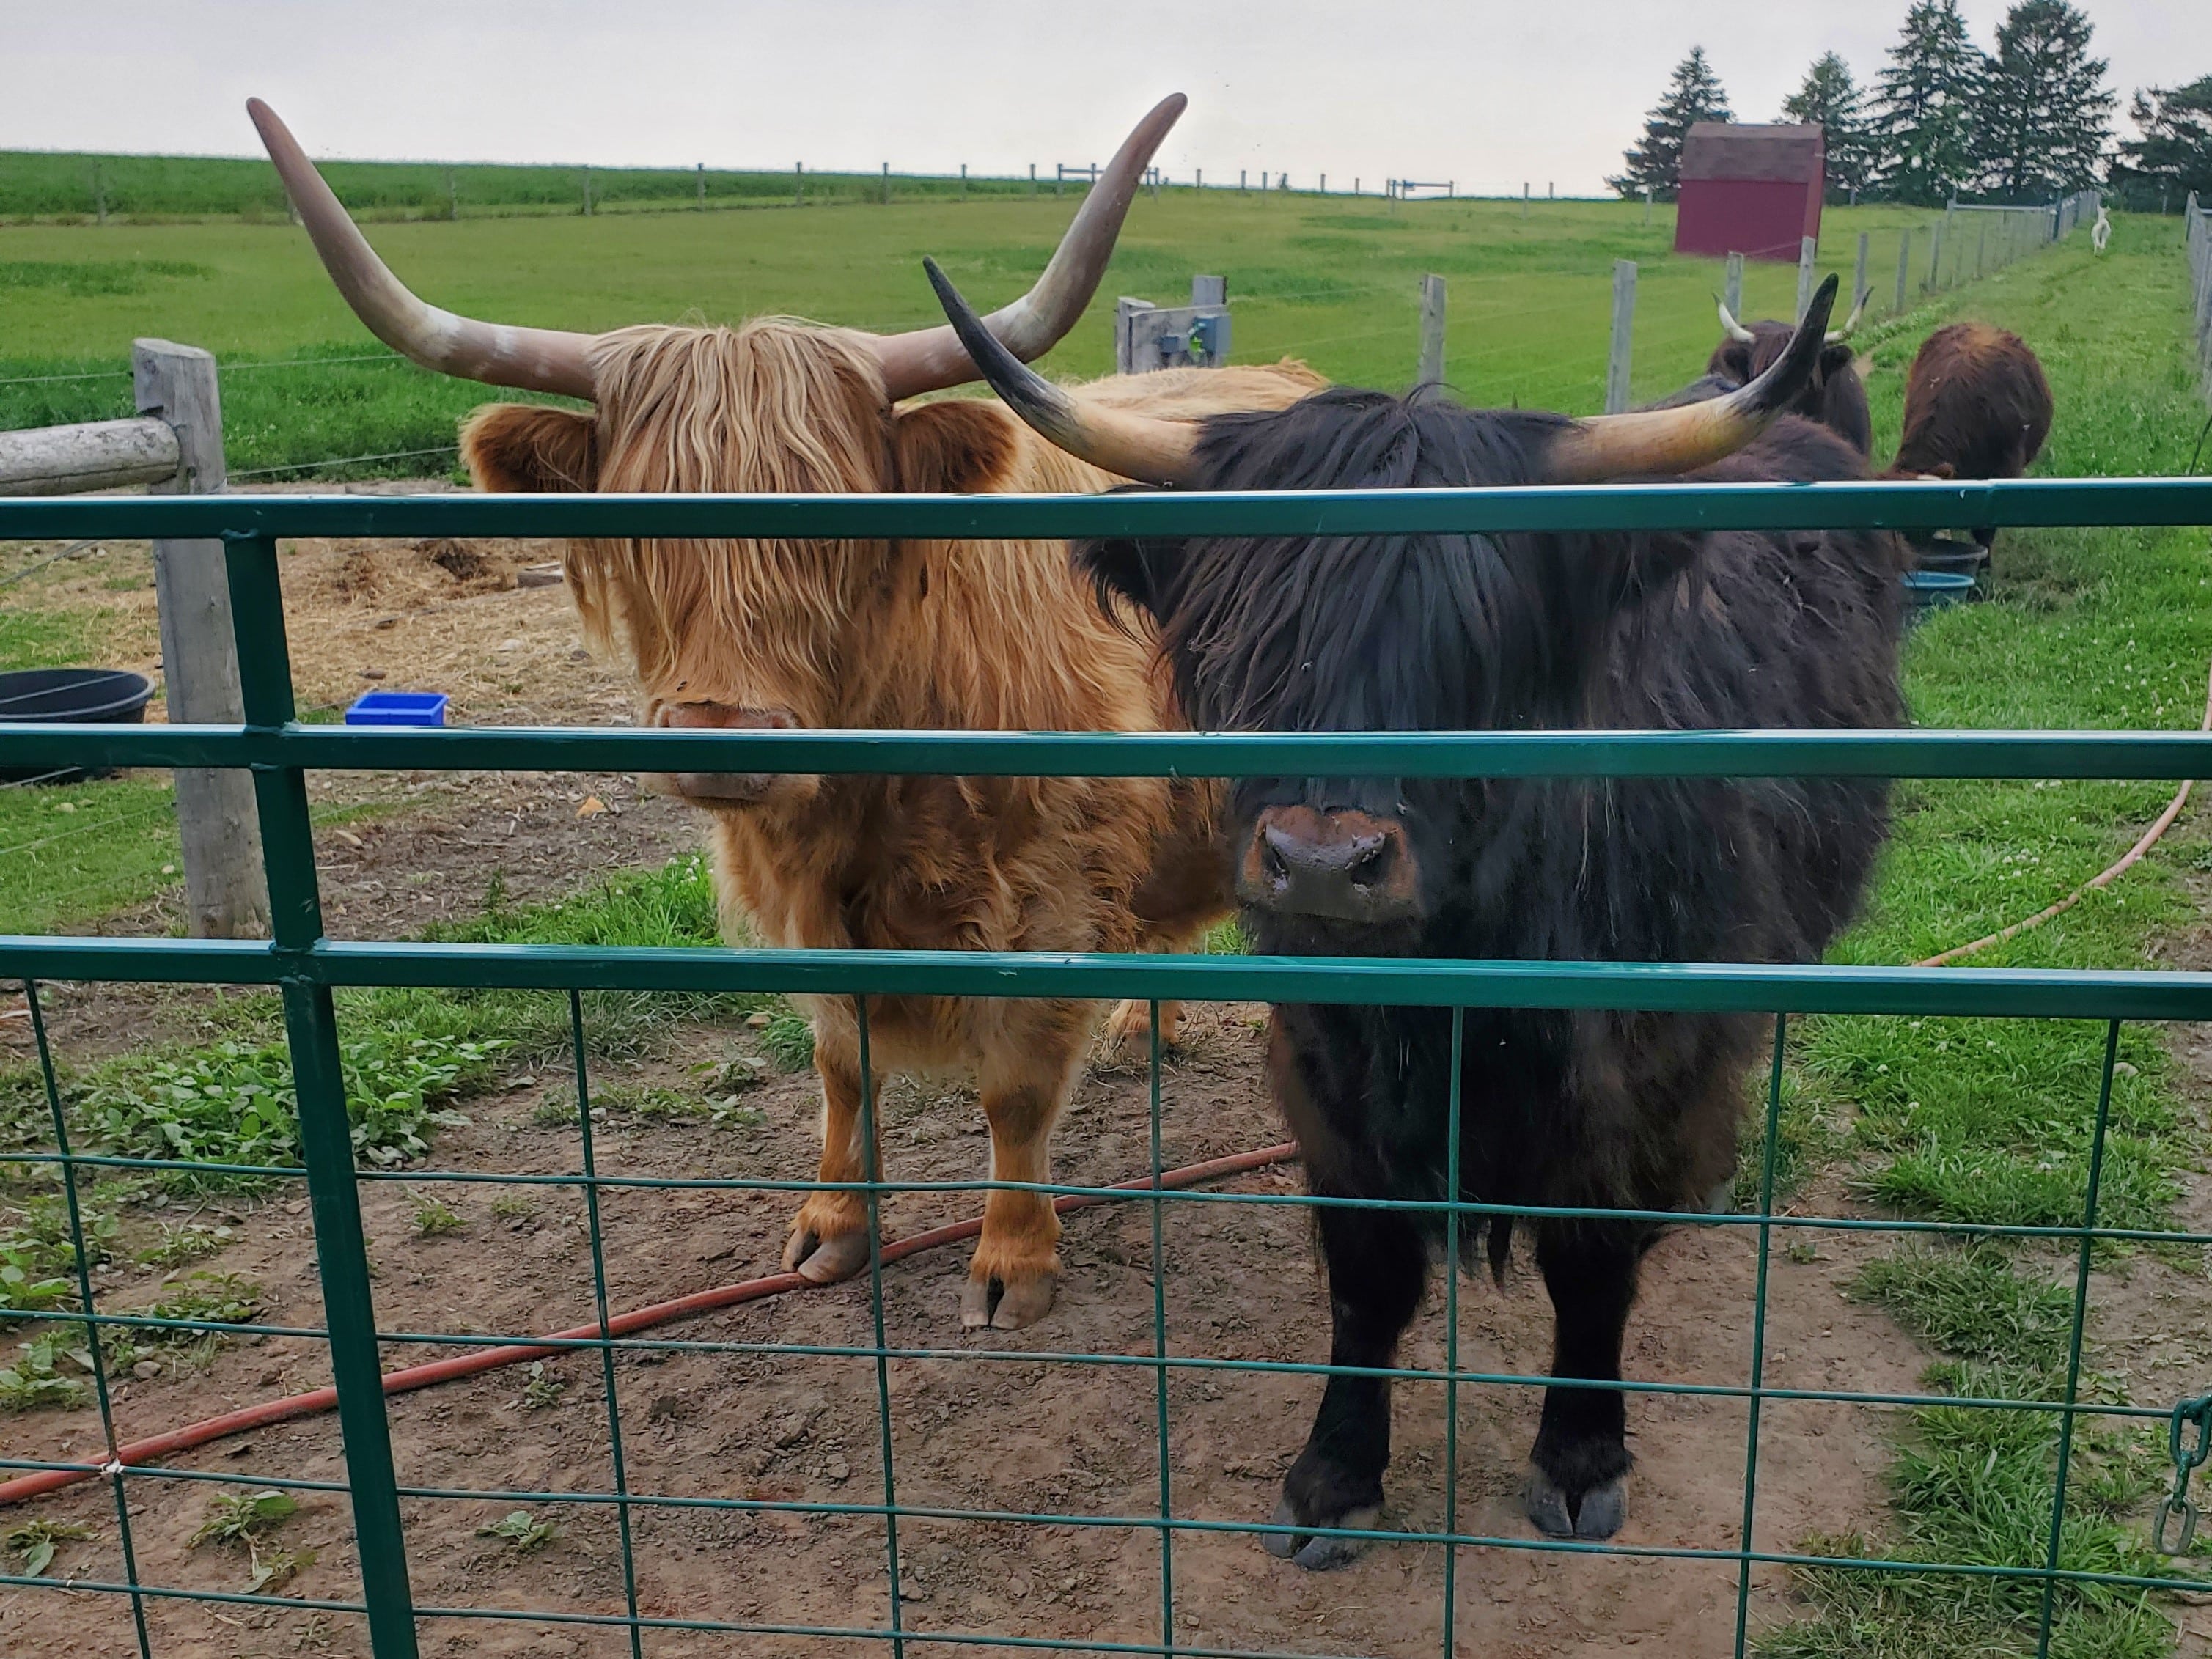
[249,97,1322,1331]
[927,260,1906,1559]
[1650,291,1873,458]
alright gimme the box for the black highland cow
[928,262,1907,1568]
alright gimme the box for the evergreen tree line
[1609,1,2211,212]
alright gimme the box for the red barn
[1674,123,1825,262]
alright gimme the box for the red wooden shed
[1674,123,1825,262]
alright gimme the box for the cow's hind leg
[1269,1199,1427,1570]
[963,1011,1086,1331]
[1524,1220,1645,1540]
[1103,996,1183,1058]
[781,1030,877,1284]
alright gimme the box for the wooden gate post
[1417,274,1446,389]
[1605,260,1637,415]
[133,339,269,938]
[1724,252,1744,321]
[1795,237,1818,323]
[1895,229,1911,314]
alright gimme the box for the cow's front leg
[1268,1199,1427,1570]
[1524,1219,1645,1539]
[963,1018,1085,1331]
[781,1027,876,1284]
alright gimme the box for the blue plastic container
[344,690,449,727]
[1901,570,1975,611]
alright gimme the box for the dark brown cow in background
[1648,293,1873,459]
[1891,322,2054,551]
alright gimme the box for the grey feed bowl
[0,667,155,784]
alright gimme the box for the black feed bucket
[0,668,155,784]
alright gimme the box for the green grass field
[0,194,1984,479]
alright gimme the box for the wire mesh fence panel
[4,479,2212,1659]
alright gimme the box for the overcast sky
[0,1,2190,195]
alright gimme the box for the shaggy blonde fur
[461,320,1321,1328]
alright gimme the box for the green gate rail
[4,476,2212,1659]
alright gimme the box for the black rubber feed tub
[0,668,155,784]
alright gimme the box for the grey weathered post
[794,163,804,207]
[1196,168,1203,191]
[1319,174,1326,194]
[695,163,705,210]
[1029,162,1037,195]
[960,163,968,200]
[1605,260,1637,415]
[1522,182,1529,218]
[1417,273,1447,389]
[1854,232,1870,314]
[1928,216,1945,290]
[1643,185,1653,226]
[1795,236,1817,323]
[133,339,268,938]
[1895,229,1911,313]
[1724,251,1744,320]
[447,166,459,220]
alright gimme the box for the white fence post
[133,339,269,939]
[1795,237,1818,323]
[1417,274,1446,388]
[1929,216,1946,291]
[1606,260,1637,415]
[1724,252,1744,320]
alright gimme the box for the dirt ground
[7,493,2212,1656]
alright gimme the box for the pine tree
[1977,0,2114,197]
[1609,48,1735,202]
[1868,0,1988,205]
[2109,76,2212,210]
[1782,51,1873,201]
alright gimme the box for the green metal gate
[5,475,2212,1658]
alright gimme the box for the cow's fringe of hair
[565,320,892,711]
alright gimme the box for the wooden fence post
[1724,251,1744,320]
[960,163,968,200]
[1417,274,1446,388]
[1029,163,1037,195]
[1605,260,1636,415]
[1522,182,1529,218]
[446,166,459,220]
[1795,237,1817,323]
[695,163,705,210]
[794,163,804,207]
[1895,229,1911,313]
[1928,216,1945,290]
[133,339,268,939]
[1854,232,1870,314]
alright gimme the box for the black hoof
[1524,1468,1627,1540]
[1260,1496,1379,1570]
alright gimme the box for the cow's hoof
[960,1269,1059,1331]
[782,1226,872,1284]
[1524,1468,1627,1540]
[1261,1496,1379,1570]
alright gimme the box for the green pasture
[0,193,1970,477]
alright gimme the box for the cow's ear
[460,404,598,493]
[889,397,1019,494]
[1818,343,1857,385]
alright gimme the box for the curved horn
[1716,297,1757,344]
[923,257,1199,485]
[247,99,597,399]
[1549,276,1838,482]
[1826,286,1869,343]
[872,95,1186,401]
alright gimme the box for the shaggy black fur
[1081,391,1908,1567]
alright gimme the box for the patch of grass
[0,603,102,669]
[0,775,180,936]
[133,1270,261,1343]
[4,1518,93,1577]
[757,1012,815,1073]
[408,1191,466,1237]
[79,1032,501,1174]
[475,1509,559,1553]
[0,1327,88,1411]
[519,1361,565,1411]
[133,1221,237,1268]
[1849,1245,2078,1372]
[188,1488,312,1592]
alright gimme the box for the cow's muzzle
[647,702,804,805]
[1240,806,1419,924]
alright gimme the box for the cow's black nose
[1242,806,1419,924]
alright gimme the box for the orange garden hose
[0,1143,1298,1509]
